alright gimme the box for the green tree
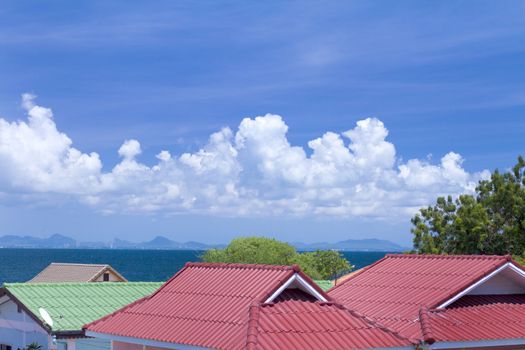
[202,237,296,265]
[295,250,352,280]
[202,237,351,279]
[412,156,525,256]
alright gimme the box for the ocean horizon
[0,248,387,285]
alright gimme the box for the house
[0,282,162,350]
[84,263,413,350]
[28,263,127,283]
[329,254,525,349]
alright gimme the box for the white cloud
[0,94,102,194]
[0,95,487,219]
[118,139,141,159]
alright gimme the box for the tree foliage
[412,156,525,256]
[202,236,351,279]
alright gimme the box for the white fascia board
[264,274,297,303]
[508,262,525,277]
[295,274,328,302]
[264,273,327,303]
[429,338,525,349]
[437,262,510,309]
[85,331,215,350]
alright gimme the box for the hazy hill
[0,234,406,251]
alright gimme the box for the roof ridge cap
[245,303,262,350]
[387,254,509,260]
[185,262,295,270]
[419,307,436,344]
[50,262,109,266]
[6,281,163,287]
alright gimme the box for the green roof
[4,282,163,333]
[314,280,333,291]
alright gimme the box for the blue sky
[0,1,524,245]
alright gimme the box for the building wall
[57,338,110,350]
[111,340,207,350]
[0,298,50,350]
[112,341,142,350]
[93,271,124,282]
[469,267,525,295]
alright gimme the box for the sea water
[0,249,387,284]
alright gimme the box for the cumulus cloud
[0,95,487,218]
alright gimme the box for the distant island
[0,234,407,252]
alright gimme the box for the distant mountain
[111,236,225,250]
[292,238,407,252]
[0,234,76,248]
[0,234,405,251]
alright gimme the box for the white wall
[93,271,123,282]
[0,298,50,350]
[112,341,142,350]
[58,338,110,350]
[469,266,525,295]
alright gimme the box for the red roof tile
[248,300,412,350]
[86,262,411,350]
[424,302,525,343]
[328,254,511,340]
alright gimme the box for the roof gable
[86,263,300,349]
[29,263,127,283]
[85,263,409,350]
[328,254,511,339]
[3,282,161,333]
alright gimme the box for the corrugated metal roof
[249,300,412,350]
[3,282,162,333]
[328,254,511,340]
[29,263,127,283]
[86,262,410,350]
[424,302,525,343]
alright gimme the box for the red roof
[328,254,512,340]
[422,302,525,343]
[85,262,411,350]
[248,300,410,350]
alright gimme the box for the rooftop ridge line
[385,253,511,260]
[184,262,298,271]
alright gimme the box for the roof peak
[49,262,109,266]
[385,253,511,260]
[185,262,300,271]
[5,281,162,287]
